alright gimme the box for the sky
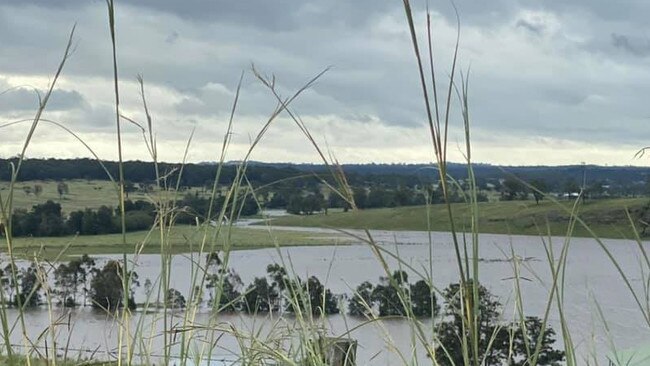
[0,0,649,166]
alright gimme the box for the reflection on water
[6,228,650,364]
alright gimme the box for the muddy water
[7,228,650,364]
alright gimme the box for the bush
[124,210,155,231]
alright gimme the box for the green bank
[7,225,346,260]
[265,198,650,239]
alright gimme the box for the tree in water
[409,279,438,317]
[371,270,410,316]
[78,254,96,306]
[90,261,138,311]
[509,316,565,366]
[434,281,564,366]
[288,276,339,316]
[53,263,77,307]
[205,252,242,312]
[243,277,277,313]
[18,262,42,307]
[53,255,96,307]
[165,288,186,309]
[1,263,19,306]
[348,281,374,317]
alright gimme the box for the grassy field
[7,225,346,260]
[0,179,216,214]
[265,197,650,239]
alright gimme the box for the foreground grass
[7,225,345,260]
[267,197,650,239]
[0,356,119,366]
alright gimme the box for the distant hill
[243,161,650,188]
[1,158,649,194]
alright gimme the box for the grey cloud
[540,88,588,106]
[2,0,650,163]
[10,0,397,31]
[48,90,89,111]
[611,33,650,57]
[516,19,544,35]
[0,87,88,112]
[165,31,179,44]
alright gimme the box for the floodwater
[5,227,650,365]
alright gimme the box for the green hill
[266,198,650,239]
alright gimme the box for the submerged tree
[165,288,186,309]
[409,279,438,317]
[53,263,77,307]
[215,269,243,312]
[90,261,137,311]
[509,317,565,366]
[288,276,339,316]
[18,262,42,307]
[1,263,19,306]
[243,277,277,313]
[53,255,96,307]
[349,272,438,318]
[435,282,564,366]
[77,254,96,306]
[371,270,410,316]
[205,253,243,312]
[348,281,374,317]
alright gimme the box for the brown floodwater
[5,227,650,365]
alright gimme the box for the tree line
[3,158,650,204]
[2,256,139,310]
[6,194,258,238]
[8,200,155,237]
[264,183,487,215]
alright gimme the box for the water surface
[7,228,650,364]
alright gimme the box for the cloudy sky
[0,0,649,166]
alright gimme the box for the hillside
[265,198,650,239]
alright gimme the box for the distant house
[560,192,581,199]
